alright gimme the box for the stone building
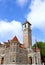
[0,20,41,64]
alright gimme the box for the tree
[33,41,45,63]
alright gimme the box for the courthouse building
[0,20,41,64]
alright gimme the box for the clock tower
[23,20,32,49]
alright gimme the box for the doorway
[29,57,32,64]
[1,57,4,64]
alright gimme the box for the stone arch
[1,57,4,64]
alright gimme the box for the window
[23,24,26,29]
[14,42,17,46]
[25,24,26,28]
[14,43,16,45]
[19,57,22,62]
[16,57,19,62]
[10,57,15,62]
[26,23,28,28]
[35,56,37,64]
[16,46,18,52]
[13,46,18,52]
[16,57,22,63]
[12,58,15,62]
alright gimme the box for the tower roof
[23,20,31,25]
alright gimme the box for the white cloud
[16,0,28,8]
[27,0,45,34]
[0,20,23,43]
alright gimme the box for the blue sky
[0,0,30,21]
[0,0,45,44]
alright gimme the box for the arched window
[25,24,26,28]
